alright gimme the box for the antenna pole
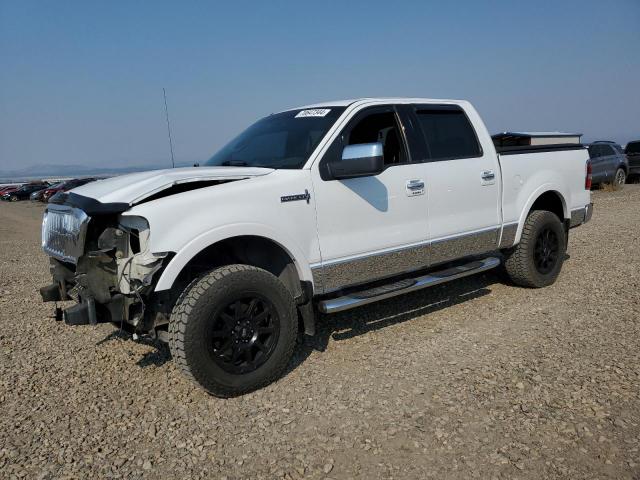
[163,88,175,168]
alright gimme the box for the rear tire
[612,168,626,189]
[502,210,566,288]
[168,264,298,397]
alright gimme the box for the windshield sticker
[295,109,331,118]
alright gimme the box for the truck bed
[495,143,586,155]
[497,143,590,233]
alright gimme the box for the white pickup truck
[40,98,592,396]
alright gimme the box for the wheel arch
[154,226,314,300]
[513,187,568,245]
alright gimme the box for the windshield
[206,107,346,169]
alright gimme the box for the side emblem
[281,189,311,204]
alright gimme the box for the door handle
[406,179,425,196]
[481,170,495,181]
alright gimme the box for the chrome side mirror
[327,142,384,180]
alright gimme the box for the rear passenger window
[588,145,603,158]
[415,107,481,160]
[589,144,614,158]
[601,145,614,156]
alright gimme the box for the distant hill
[0,162,193,183]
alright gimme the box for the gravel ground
[1,187,639,480]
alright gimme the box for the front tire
[10,195,18,202]
[168,264,298,397]
[502,210,566,288]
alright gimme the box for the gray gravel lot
[1,187,639,479]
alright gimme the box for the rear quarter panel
[500,148,590,244]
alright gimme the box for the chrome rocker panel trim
[498,222,518,249]
[312,227,500,293]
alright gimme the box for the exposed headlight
[42,205,90,264]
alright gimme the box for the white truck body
[68,98,590,295]
[40,97,592,395]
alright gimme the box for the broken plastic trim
[49,192,129,215]
[115,216,161,294]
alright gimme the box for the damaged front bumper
[40,264,131,327]
[40,200,169,331]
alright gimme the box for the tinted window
[589,144,616,158]
[206,107,346,169]
[415,107,481,160]
[588,145,601,158]
[626,142,640,154]
[613,145,624,155]
[600,145,614,156]
[345,112,406,165]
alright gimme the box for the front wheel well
[173,236,304,300]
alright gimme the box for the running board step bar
[318,256,501,314]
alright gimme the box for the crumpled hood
[69,166,274,205]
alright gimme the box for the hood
[69,166,274,205]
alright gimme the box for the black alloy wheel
[168,264,298,397]
[502,210,566,288]
[208,295,280,374]
[533,227,559,275]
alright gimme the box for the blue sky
[1,0,639,171]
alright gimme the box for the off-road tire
[168,264,298,397]
[502,210,566,288]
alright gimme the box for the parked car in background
[30,188,48,201]
[40,182,68,202]
[625,140,640,181]
[0,185,22,196]
[41,178,97,202]
[586,141,628,188]
[1,183,49,201]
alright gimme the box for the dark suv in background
[625,141,640,181]
[586,141,629,188]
